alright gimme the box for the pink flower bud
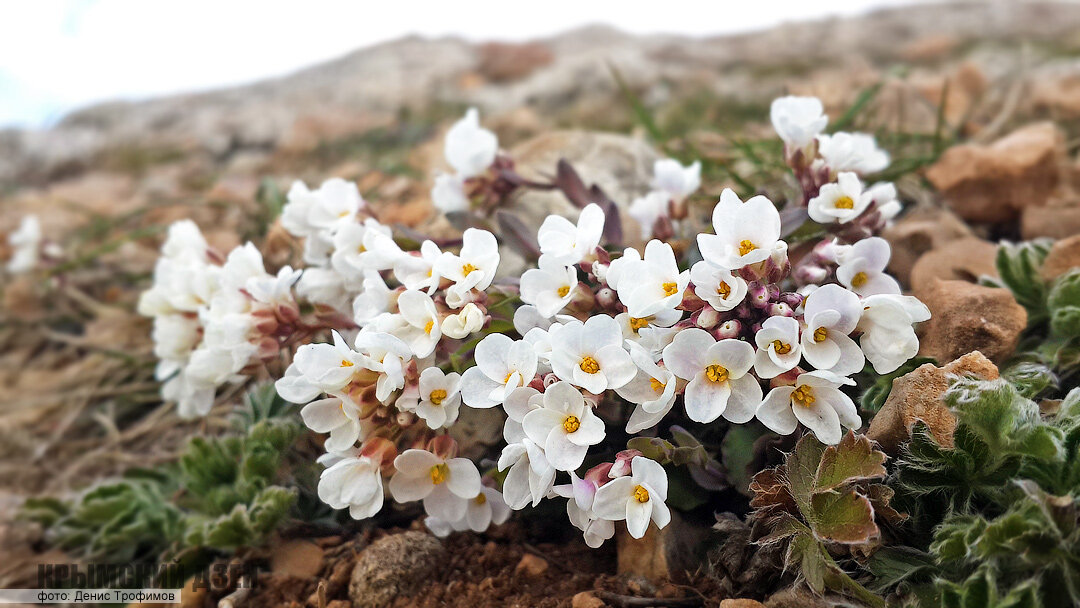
[714,319,742,339]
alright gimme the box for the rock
[720,600,767,608]
[925,122,1065,223]
[1041,234,1080,281]
[514,553,549,577]
[882,206,975,286]
[909,237,999,294]
[899,34,959,62]
[506,131,660,243]
[270,539,325,579]
[349,531,445,608]
[917,279,1027,365]
[867,351,999,453]
[571,591,605,608]
[1022,205,1080,240]
[477,42,555,82]
[765,588,829,608]
[616,510,710,583]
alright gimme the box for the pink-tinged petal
[710,339,755,377]
[757,387,798,435]
[684,376,730,423]
[394,449,441,473]
[625,497,652,538]
[792,399,843,445]
[724,375,763,424]
[522,408,565,447]
[389,471,433,503]
[445,458,481,499]
[662,329,715,380]
[593,477,634,520]
[631,456,668,500]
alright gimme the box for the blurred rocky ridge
[3,0,1080,189]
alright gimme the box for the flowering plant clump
[140,97,928,545]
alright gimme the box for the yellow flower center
[424,320,435,334]
[813,327,829,343]
[791,384,816,408]
[629,317,650,333]
[503,370,518,384]
[738,240,757,256]
[462,263,478,276]
[717,281,731,299]
[772,340,792,355]
[563,415,581,433]
[430,463,449,485]
[340,359,354,368]
[851,272,868,288]
[650,377,666,393]
[579,356,600,374]
[662,282,679,297]
[557,285,571,297]
[705,364,729,383]
[474,493,487,505]
[357,244,366,253]
[429,389,447,406]
[834,196,855,210]
[633,485,650,503]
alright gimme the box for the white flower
[352,270,394,325]
[617,343,677,433]
[394,290,442,357]
[552,472,616,548]
[662,328,762,424]
[7,215,42,273]
[394,241,444,294]
[331,218,402,276]
[808,172,874,225]
[628,191,670,240]
[431,173,469,214]
[246,265,301,306]
[318,454,383,519]
[441,302,485,339]
[522,381,605,471]
[756,370,861,445]
[753,316,803,379]
[277,331,364,400]
[857,294,931,374]
[549,315,636,394]
[354,331,414,402]
[151,315,200,378]
[160,219,210,261]
[770,96,827,150]
[817,132,889,174]
[281,178,363,238]
[296,267,352,313]
[537,203,605,267]
[690,261,747,312]
[868,182,902,221]
[301,396,368,451]
[615,240,689,318]
[424,486,511,536]
[615,311,681,347]
[593,456,671,539]
[697,189,782,269]
[520,257,577,319]
[460,333,538,408]
[800,284,865,376]
[651,158,701,202]
[835,237,901,297]
[434,228,500,303]
[389,449,482,522]
[415,368,462,429]
[444,108,498,178]
[498,388,556,509]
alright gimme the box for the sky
[0,0,918,129]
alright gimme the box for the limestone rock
[765,588,829,608]
[571,591,605,608]
[1022,205,1080,240]
[349,531,445,608]
[506,131,660,242]
[720,600,768,608]
[909,237,999,294]
[1041,234,1080,282]
[917,279,1027,364]
[616,510,710,583]
[514,553,549,577]
[270,539,325,579]
[867,351,999,453]
[925,122,1065,223]
[477,42,555,82]
[882,206,974,286]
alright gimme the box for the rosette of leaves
[749,431,903,607]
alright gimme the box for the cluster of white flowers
[6,215,44,274]
[138,221,301,417]
[142,98,929,547]
[628,158,701,239]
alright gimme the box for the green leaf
[994,240,1052,324]
[866,546,936,592]
[807,489,879,544]
[813,431,887,493]
[785,434,828,512]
